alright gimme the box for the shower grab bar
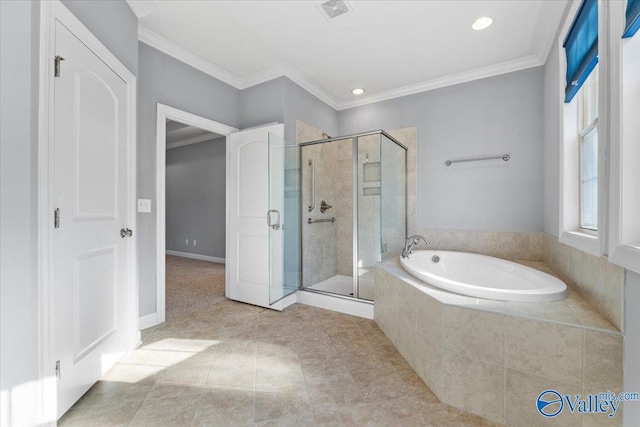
[308,159,315,212]
[308,217,335,224]
[444,154,510,166]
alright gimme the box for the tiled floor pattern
[60,257,499,426]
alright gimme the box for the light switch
[137,199,152,213]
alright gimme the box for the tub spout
[402,235,430,258]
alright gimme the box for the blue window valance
[624,0,640,38]
[563,0,598,103]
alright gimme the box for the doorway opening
[164,120,226,318]
[154,104,238,325]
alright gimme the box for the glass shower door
[380,134,407,259]
[356,134,381,301]
[268,133,301,305]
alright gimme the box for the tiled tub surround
[375,259,624,426]
[409,230,624,331]
[414,229,546,261]
[543,233,624,332]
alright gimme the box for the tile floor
[59,257,499,426]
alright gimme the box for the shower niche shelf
[363,162,381,196]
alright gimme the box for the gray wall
[137,42,242,316]
[166,137,226,258]
[0,2,41,423]
[239,76,339,142]
[240,77,285,130]
[543,41,561,237]
[0,0,137,423]
[338,67,545,232]
[62,0,138,75]
[283,78,339,143]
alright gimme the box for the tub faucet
[402,235,430,258]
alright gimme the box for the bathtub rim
[376,257,620,335]
[400,250,568,303]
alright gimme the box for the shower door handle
[267,210,280,230]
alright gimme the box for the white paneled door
[227,124,294,310]
[53,22,133,417]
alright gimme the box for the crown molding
[198,60,341,108]
[239,62,287,89]
[280,64,340,109]
[138,26,341,108]
[335,55,544,110]
[139,25,546,112]
[125,0,157,19]
[166,133,221,150]
[138,26,242,89]
[532,0,568,64]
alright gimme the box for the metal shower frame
[298,129,408,302]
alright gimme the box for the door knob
[120,228,133,238]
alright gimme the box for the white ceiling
[133,0,567,110]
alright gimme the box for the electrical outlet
[193,240,197,246]
[185,239,189,245]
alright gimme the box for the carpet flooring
[166,255,226,319]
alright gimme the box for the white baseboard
[165,250,225,264]
[138,312,159,330]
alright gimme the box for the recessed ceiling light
[351,88,365,95]
[320,0,350,19]
[472,16,493,31]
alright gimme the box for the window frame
[558,0,604,257]
[609,0,640,274]
[577,68,599,232]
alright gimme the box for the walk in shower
[299,131,407,302]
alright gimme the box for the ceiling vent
[319,0,350,20]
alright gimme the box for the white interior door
[227,124,293,310]
[53,22,133,417]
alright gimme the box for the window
[578,67,598,231]
[609,0,640,273]
[559,0,602,256]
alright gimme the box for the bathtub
[399,250,567,302]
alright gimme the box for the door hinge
[54,55,65,77]
[55,360,61,380]
[54,208,60,229]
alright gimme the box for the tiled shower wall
[298,122,352,286]
[386,127,417,237]
[298,122,419,287]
